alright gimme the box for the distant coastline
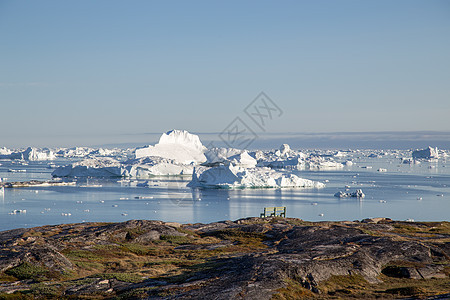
[96,131,450,150]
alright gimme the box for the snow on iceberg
[204,147,244,164]
[135,130,206,164]
[188,164,325,189]
[204,148,257,167]
[412,147,439,159]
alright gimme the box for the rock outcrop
[0,218,449,299]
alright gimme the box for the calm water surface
[1,155,449,231]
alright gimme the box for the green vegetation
[95,272,143,283]
[0,219,449,299]
[159,234,192,245]
[5,262,49,281]
[272,278,315,300]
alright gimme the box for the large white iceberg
[412,147,439,159]
[188,164,325,189]
[52,157,126,177]
[0,147,11,156]
[52,156,195,178]
[135,130,206,164]
[4,147,56,161]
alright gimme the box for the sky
[1,0,449,147]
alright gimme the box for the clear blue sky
[1,0,449,147]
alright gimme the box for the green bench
[260,206,286,218]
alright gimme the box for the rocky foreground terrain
[0,217,449,299]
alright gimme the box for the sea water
[0,155,449,231]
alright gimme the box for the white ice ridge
[135,130,207,164]
[188,164,325,189]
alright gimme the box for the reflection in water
[0,156,450,230]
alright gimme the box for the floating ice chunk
[52,157,126,177]
[333,151,348,157]
[137,181,149,187]
[3,147,56,161]
[8,169,26,173]
[412,147,439,159]
[402,158,420,164]
[334,189,365,198]
[188,164,325,189]
[275,144,292,157]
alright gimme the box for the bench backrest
[264,206,285,212]
[261,206,286,217]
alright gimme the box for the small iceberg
[334,189,365,198]
[412,146,439,159]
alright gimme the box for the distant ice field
[1,153,449,231]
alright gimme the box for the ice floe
[334,189,365,198]
[187,164,325,189]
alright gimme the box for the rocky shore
[0,217,449,299]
